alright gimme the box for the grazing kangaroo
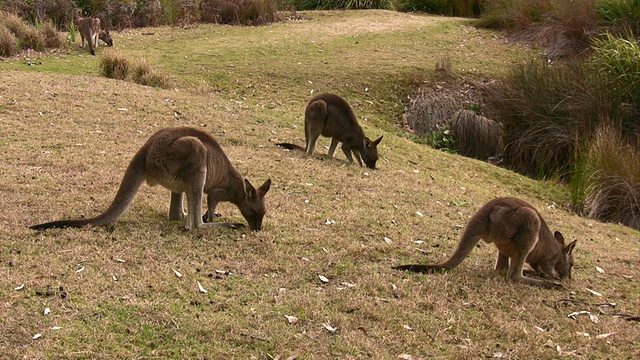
[276,93,383,169]
[30,127,271,231]
[77,17,113,55]
[394,197,577,289]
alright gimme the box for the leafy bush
[100,50,130,80]
[0,25,18,56]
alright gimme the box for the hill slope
[1,10,638,359]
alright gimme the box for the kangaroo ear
[373,135,383,146]
[243,178,258,200]
[565,239,577,255]
[554,231,565,244]
[363,137,373,148]
[258,179,271,197]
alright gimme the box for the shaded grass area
[0,11,638,359]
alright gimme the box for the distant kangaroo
[394,197,577,289]
[30,127,271,231]
[276,93,383,169]
[77,17,113,55]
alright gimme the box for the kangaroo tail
[276,143,305,151]
[30,149,147,230]
[394,220,485,273]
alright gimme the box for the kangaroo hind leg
[506,231,560,288]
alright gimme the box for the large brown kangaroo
[77,17,113,55]
[394,197,577,289]
[276,93,383,169]
[30,127,271,231]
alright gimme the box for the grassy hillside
[1,10,638,359]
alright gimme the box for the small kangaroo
[30,127,271,231]
[77,17,113,55]
[394,197,577,289]
[276,93,383,169]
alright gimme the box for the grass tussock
[40,20,63,48]
[0,25,17,56]
[100,50,130,80]
[450,109,503,160]
[131,58,171,89]
[584,125,640,229]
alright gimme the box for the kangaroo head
[361,135,383,169]
[553,231,578,279]
[239,178,271,231]
[99,30,113,47]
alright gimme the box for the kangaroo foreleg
[328,138,339,158]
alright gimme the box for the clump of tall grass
[199,0,281,25]
[449,109,503,160]
[582,125,640,230]
[597,0,640,35]
[590,32,640,105]
[131,58,171,88]
[476,0,598,59]
[41,21,63,48]
[482,59,611,179]
[395,0,481,17]
[100,50,130,80]
[1,10,45,50]
[0,26,18,56]
[294,0,394,10]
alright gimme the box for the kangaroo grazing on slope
[77,17,113,55]
[30,127,272,231]
[394,197,578,289]
[276,93,383,169]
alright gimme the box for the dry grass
[0,11,638,359]
[450,109,503,160]
[131,58,171,89]
[99,50,130,79]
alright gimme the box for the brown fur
[77,17,113,55]
[394,197,578,289]
[277,93,383,169]
[30,127,271,231]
